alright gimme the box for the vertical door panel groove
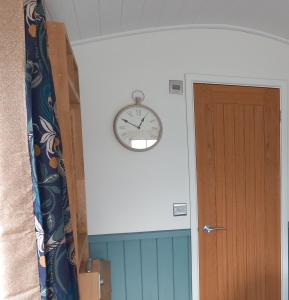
[235,104,247,300]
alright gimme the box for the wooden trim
[71,24,289,47]
[89,229,191,243]
[185,73,289,300]
[68,77,80,103]
[46,22,89,274]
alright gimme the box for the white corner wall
[73,28,289,235]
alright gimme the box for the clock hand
[138,113,148,129]
[121,118,139,129]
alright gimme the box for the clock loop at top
[131,89,145,105]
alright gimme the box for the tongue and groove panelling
[88,230,192,300]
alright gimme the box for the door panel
[194,84,280,300]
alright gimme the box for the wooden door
[194,83,281,300]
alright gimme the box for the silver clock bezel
[113,104,163,152]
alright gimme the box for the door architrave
[185,73,288,300]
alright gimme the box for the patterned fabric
[24,1,79,299]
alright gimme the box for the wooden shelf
[68,76,80,103]
[47,22,111,300]
[47,22,88,274]
[77,233,88,265]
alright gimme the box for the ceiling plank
[99,0,123,35]
[46,0,81,41]
[141,0,165,29]
[180,0,195,24]
[121,0,146,32]
[73,0,101,39]
[158,0,186,26]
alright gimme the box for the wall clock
[113,90,163,152]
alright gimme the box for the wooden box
[79,259,111,300]
[93,260,112,300]
[79,271,100,300]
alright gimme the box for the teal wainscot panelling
[89,229,192,300]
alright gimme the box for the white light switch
[173,203,187,216]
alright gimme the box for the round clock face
[114,104,162,151]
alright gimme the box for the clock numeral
[121,132,127,137]
[136,109,142,117]
[150,119,156,123]
[152,126,158,130]
[119,126,126,130]
[127,111,133,117]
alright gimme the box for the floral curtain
[24,1,79,299]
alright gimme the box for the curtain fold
[24,1,79,299]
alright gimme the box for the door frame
[185,73,289,300]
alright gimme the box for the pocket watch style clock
[113,90,163,152]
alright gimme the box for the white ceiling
[45,0,289,43]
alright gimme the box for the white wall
[73,28,289,235]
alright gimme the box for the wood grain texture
[194,83,280,300]
[79,272,100,300]
[89,260,112,300]
[71,104,88,235]
[47,22,95,299]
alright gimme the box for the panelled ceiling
[45,0,289,42]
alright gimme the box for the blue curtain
[24,1,79,299]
